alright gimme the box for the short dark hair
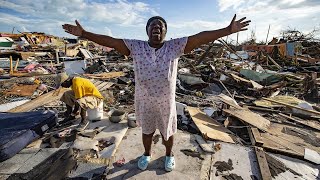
[146,16,167,32]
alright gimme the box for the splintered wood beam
[187,106,236,143]
[262,97,320,117]
[254,147,272,180]
[10,55,13,74]
[8,88,69,112]
[248,127,264,146]
[223,108,270,132]
[14,58,20,71]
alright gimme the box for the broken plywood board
[87,118,128,159]
[265,123,320,154]
[8,88,69,112]
[223,108,270,132]
[187,107,236,143]
[209,142,260,180]
[261,133,305,158]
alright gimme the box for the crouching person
[56,73,104,131]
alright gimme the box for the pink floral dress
[124,37,188,140]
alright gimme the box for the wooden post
[265,25,270,45]
[9,56,13,75]
[55,49,59,64]
[64,42,67,56]
[14,58,19,72]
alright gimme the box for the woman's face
[147,19,167,44]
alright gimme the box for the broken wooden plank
[9,55,13,74]
[187,107,236,143]
[248,127,264,146]
[14,58,19,71]
[99,82,114,91]
[93,80,103,87]
[246,106,280,113]
[8,88,68,112]
[278,113,320,131]
[262,97,320,117]
[267,54,281,69]
[230,73,251,83]
[194,134,214,153]
[261,133,305,158]
[88,120,128,159]
[84,72,125,79]
[254,147,272,180]
[223,108,270,132]
[96,82,113,91]
[218,93,241,108]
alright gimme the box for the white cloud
[280,0,306,6]
[1,0,319,43]
[0,0,158,36]
[218,0,245,12]
[217,0,320,43]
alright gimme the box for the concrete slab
[0,175,10,180]
[0,152,35,174]
[269,153,319,180]
[210,142,260,180]
[88,119,128,158]
[15,148,59,173]
[68,162,107,179]
[107,128,204,180]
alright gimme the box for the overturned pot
[109,110,126,123]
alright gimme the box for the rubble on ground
[0,30,319,179]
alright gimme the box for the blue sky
[0,0,319,43]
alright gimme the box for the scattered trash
[180,149,204,160]
[114,157,125,167]
[152,134,161,144]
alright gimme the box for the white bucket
[87,101,104,121]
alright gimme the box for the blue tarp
[0,110,57,162]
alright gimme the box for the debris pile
[0,30,319,179]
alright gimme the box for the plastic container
[87,101,104,121]
[127,113,137,128]
[109,110,125,123]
